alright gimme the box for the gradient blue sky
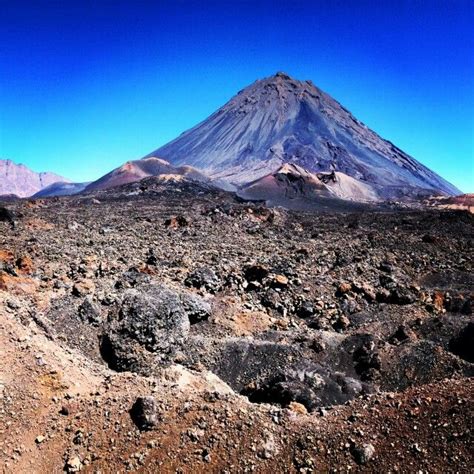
[1,0,473,191]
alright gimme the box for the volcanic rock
[351,443,376,465]
[449,322,474,363]
[130,396,161,430]
[0,177,472,473]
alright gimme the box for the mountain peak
[230,72,326,115]
[273,71,292,80]
[146,75,459,198]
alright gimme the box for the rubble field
[0,178,472,473]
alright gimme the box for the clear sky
[1,0,473,192]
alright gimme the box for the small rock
[145,248,158,266]
[288,401,308,415]
[351,443,375,465]
[72,280,95,297]
[0,207,15,227]
[185,267,220,292]
[333,314,350,331]
[352,282,376,301]
[296,300,314,318]
[336,282,352,296]
[130,396,160,430]
[65,456,83,472]
[422,234,437,244]
[78,297,101,325]
[272,274,289,288]
[388,286,416,305]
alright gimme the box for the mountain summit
[146,72,459,199]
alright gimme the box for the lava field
[0,179,472,472]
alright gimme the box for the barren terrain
[0,178,472,473]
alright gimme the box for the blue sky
[1,0,473,191]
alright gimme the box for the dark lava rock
[0,260,17,276]
[101,285,209,371]
[0,207,14,221]
[185,267,220,293]
[115,267,151,289]
[116,285,191,348]
[449,322,474,363]
[340,297,360,315]
[244,264,269,283]
[379,273,396,288]
[379,261,394,273]
[422,234,437,244]
[353,341,381,381]
[296,300,314,318]
[378,285,417,305]
[389,325,415,345]
[145,248,158,266]
[130,396,160,430]
[444,294,472,315]
[351,443,375,465]
[210,339,301,393]
[99,333,151,373]
[0,207,15,227]
[243,366,366,412]
[180,291,211,324]
[260,289,283,311]
[78,297,102,325]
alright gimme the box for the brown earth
[0,178,472,473]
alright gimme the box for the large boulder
[100,284,210,372]
[242,364,367,412]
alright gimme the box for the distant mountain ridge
[145,72,459,199]
[0,159,69,198]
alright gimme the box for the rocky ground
[0,177,473,473]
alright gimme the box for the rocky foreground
[0,178,472,473]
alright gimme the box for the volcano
[237,163,380,211]
[85,157,209,192]
[145,72,459,199]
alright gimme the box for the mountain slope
[146,72,459,198]
[32,181,90,198]
[0,159,69,198]
[238,163,380,211]
[85,157,209,192]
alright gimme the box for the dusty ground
[0,178,472,473]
